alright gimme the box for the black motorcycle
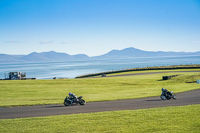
[64,96,86,106]
[160,91,176,100]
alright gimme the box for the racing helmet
[69,92,72,95]
[162,88,165,91]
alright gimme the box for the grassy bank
[1,104,200,133]
[0,69,200,106]
[76,64,200,78]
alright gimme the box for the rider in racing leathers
[68,92,77,104]
[161,88,172,97]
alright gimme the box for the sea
[0,55,200,79]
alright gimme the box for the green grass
[105,69,200,76]
[0,70,200,106]
[1,104,200,133]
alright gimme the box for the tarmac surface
[0,89,200,119]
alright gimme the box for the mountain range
[96,47,200,58]
[1,47,200,62]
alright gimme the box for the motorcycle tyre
[79,99,86,105]
[160,95,166,100]
[64,100,71,106]
[172,94,176,100]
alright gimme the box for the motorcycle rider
[161,88,172,97]
[68,92,77,104]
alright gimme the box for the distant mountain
[21,51,89,61]
[0,51,89,62]
[72,54,89,59]
[0,47,200,62]
[93,47,200,59]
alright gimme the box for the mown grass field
[1,105,200,133]
[0,69,200,106]
[1,68,200,133]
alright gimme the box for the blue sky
[0,0,200,56]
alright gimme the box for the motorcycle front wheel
[172,94,176,99]
[79,99,86,105]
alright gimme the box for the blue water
[0,56,200,79]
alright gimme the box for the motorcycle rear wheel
[64,100,71,106]
[160,95,166,100]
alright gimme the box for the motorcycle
[64,96,86,106]
[160,91,176,100]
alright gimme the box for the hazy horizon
[1,47,200,57]
[1,0,200,56]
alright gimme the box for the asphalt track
[0,89,200,119]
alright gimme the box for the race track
[0,89,200,119]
